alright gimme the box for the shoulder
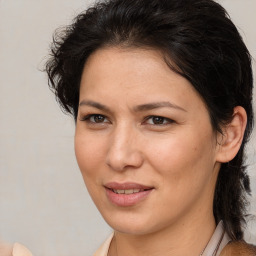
[220,241,256,256]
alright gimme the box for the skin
[220,241,256,256]
[75,47,246,256]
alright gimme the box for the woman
[46,0,256,255]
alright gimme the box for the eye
[80,114,109,123]
[144,116,174,125]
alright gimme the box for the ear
[216,106,247,163]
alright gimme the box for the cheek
[145,131,217,220]
[147,129,216,188]
[74,132,106,182]
[74,132,109,208]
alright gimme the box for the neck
[109,212,216,256]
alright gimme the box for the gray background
[0,0,255,255]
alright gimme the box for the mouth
[111,188,149,194]
[104,182,154,207]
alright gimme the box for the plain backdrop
[0,0,255,255]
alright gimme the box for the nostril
[106,130,144,171]
[106,150,144,171]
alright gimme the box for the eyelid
[143,115,175,125]
[79,114,110,123]
[79,113,174,126]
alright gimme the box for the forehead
[81,47,188,92]
[82,46,169,79]
[79,47,206,114]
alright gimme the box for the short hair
[45,0,254,240]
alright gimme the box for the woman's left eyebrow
[133,101,187,112]
[79,100,113,114]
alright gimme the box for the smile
[104,182,154,206]
[112,189,144,194]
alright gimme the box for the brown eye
[80,114,109,123]
[145,116,174,125]
[152,116,165,124]
[92,115,106,123]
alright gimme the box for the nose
[106,125,144,172]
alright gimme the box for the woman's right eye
[80,114,109,124]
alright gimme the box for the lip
[105,182,153,190]
[104,182,154,207]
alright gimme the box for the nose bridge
[106,122,143,171]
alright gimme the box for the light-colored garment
[203,221,231,256]
[93,221,231,256]
[94,234,114,256]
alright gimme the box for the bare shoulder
[220,241,256,256]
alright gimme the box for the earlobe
[216,106,247,163]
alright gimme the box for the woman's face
[75,47,221,235]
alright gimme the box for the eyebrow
[134,101,187,112]
[79,100,113,114]
[79,100,186,113]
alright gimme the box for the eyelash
[79,114,110,123]
[143,116,174,125]
[80,114,174,126]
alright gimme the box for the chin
[110,223,153,235]
[102,211,167,235]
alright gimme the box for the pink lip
[104,182,154,207]
[105,182,153,190]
